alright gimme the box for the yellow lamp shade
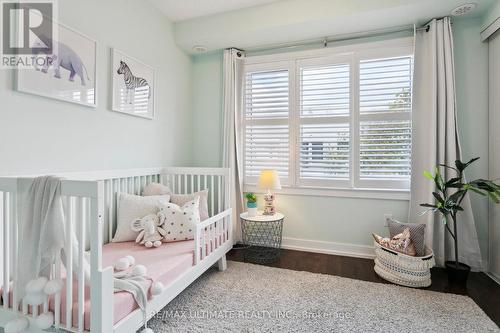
[258,169,282,190]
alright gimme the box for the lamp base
[263,192,276,215]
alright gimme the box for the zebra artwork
[116,60,151,105]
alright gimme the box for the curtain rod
[244,23,429,55]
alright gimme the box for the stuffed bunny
[130,213,167,248]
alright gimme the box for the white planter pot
[247,207,258,217]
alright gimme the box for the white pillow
[158,198,200,243]
[170,189,209,221]
[142,182,171,196]
[112,193,170,242]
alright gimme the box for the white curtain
[222,48,245,244]
[409,17,483,270]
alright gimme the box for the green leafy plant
[245,192,257,203]
[421,157,500,268]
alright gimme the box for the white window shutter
[243,40,414,191]
[299,123,350,180]
[300,64,350,117]
[298,61,351,186]
[245,124,289,178]
[357,55,413,187]
[359,120,411,179]
[245,69,289,119]
[244,66,290,184]
[359,56,412,115]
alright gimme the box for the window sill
[243,184,410,201]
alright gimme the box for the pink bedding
[1,230,224,330]
[53,241,195,330]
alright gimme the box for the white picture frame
[16,21,97,108]
[111,48,155,119]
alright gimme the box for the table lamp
[258,169,281,215]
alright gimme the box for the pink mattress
[1,230,224,330]
[53,241,195,330]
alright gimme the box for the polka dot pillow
[158,197,200,243]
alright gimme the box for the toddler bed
[0,167,233,333]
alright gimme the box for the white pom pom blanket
[15,176,90,302]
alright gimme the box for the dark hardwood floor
[227,247,500,328]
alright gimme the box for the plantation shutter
[298,61,351,187]
[357,55,413,188]
[242,40,413,192]
[244,64,290,184]
[299,123,350,180]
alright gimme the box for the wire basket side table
[240,212,284,264]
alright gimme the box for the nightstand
[240,212,284,264]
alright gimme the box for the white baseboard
[486,271,500,285]
[281,237,375,259]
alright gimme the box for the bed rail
[195,209,232,264]
[61,180,114,333]
[0,167,232,333]
[73,167,229,244]
[0,178,17,319]
[0,178,113,332]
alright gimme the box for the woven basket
[373,241,435,288]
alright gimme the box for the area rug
[147,261,499,333]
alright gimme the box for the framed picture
[111,49,155,119]
[16,21,97,108]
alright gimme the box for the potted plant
[421,157,500,285]
[245,192,258,217]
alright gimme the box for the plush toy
[131,213,167,248]
[112,259,164,333]
[114,255,134,271]
[5,276,65,332]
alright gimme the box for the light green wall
[191,51,224,167]
[482,0,500,31]
[272,195,408,247]
[190,17,491,256]
[452,17,490,264]
[0,0,193,176]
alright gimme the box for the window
[243,38,413,194]
[298,59,351,188]
[245,68,290,180]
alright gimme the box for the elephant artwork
[33,34,91,86]
[16,22,97,107]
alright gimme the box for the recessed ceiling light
[192,45,208,53]
[451,3,477,16]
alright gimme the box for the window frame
[296,54,353,189]
[242,37,414,199]
[243,60,294,186]
[355,46,413,190]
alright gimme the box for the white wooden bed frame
[0,167,233,333]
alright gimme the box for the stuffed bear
[130,213,167,248]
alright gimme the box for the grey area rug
[147,261,499,333]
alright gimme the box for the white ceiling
[172,0,496,53]
[146,0,280,22]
